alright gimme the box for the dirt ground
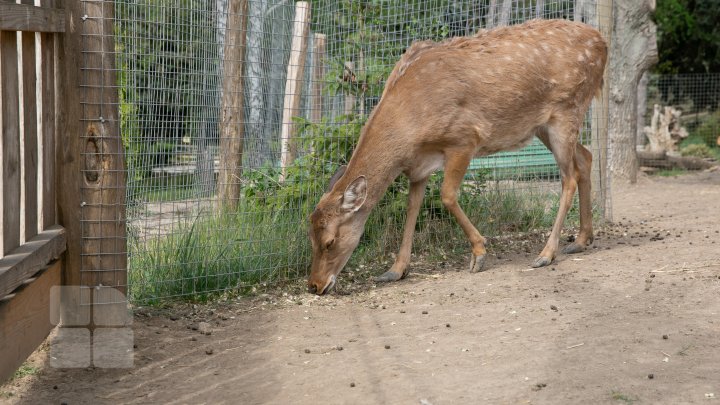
[2,170,719,405]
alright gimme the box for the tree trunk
[607,0,658,183]
[487,0,496,27]
[245,0,271,168]
[217,0,249,210]
[498,0,511,26]
[535,0,545,19]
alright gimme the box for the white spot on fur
[504,55,513,62]
[577,53,586,62]
[584,49,592,57]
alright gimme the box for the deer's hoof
[532,256,553,268]
[374,271,403,283]
[562,242,586,254]
[468,254,487,273]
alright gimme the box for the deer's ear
[341,176,367,212]
[326,165,347,192]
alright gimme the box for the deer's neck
[339,122,405,211]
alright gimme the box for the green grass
[10,363,39,381]
[128,207,311,303]
[654,168,689,177]
[611,390,638,404]
[128,172,585,303]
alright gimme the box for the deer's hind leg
[562,143,594,254]
[533,122,581,267]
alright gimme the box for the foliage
[680,143,714,159]
[654,0,720,75]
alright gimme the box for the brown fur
[308,19,608,295]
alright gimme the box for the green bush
[680,143,715,159]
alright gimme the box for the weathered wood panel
[56,0,83,288]
[0,3,65,33]
[21,17,39,240]
[1,30,22,256]
[40,0,57,228]
[0,260,61,384]
[0,226,65,299]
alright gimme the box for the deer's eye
[325,239,335,250]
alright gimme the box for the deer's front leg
[375,177,429,283]
[440,151,487,273]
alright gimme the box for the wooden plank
[1,30,22,256]
[279,1,310,181]
[40,30,56,228]
[22,25,39,240]
[0,260,61,384]
[0,225,65,298]
[0,3,65,33]
[310,33,326,123]
[55,0,82,290]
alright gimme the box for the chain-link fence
[638,73,720,172]
[93,0,613,303]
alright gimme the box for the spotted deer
[307,19,608,295]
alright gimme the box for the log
[642,104,689,153]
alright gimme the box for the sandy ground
[2,170,719,405]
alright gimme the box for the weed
[611,390,638,404]
[654,168,688,177]
[10,363,39,381]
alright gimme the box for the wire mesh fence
[80,0,614,303]
[638,73,720,172]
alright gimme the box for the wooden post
[591,0,612,220]
[280,1,310,181]
[498,0,512,26]
[535,0,545,18]
[487,0,496,27]
[310,33,327,123]
[56,0,126,317]
[217,0,249,210]
[343,61,356,116]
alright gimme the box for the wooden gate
[0,0,126,383]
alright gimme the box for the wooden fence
[0,0,127,383]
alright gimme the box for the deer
[307,19,608,295]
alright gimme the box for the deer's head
[307,166,368,295]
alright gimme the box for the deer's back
[377,19,607,155]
